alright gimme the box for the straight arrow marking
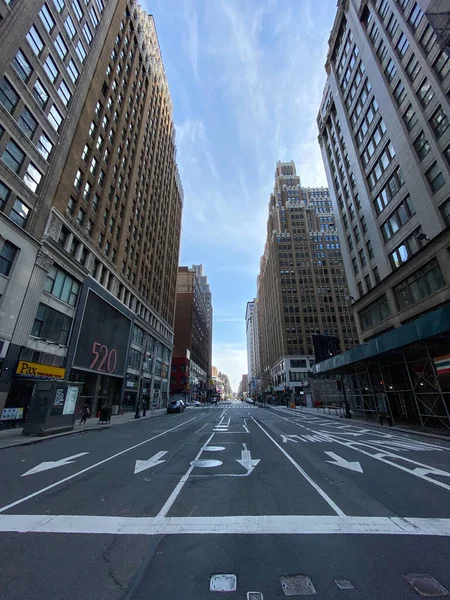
[236,444,260,475]
[134,451,168,475]
[325,451,363,473]
[22,453,89,477]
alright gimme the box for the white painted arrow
[325,451,363,473]
[21,452,89,476]
[134,451,167,475]
[236,444,260,475]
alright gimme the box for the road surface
[1,401,450,599]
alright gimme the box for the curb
[0,411,167,450]
[262,405,450,443]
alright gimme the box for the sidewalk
[260,403,450,443]
[0,408,168,450]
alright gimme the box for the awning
[313,303,450,375]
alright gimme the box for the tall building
[245,299,259,396]
[0,1,182,418]
[240,373,248,397]
[316,0,450,427]
[191,263,213,379]
[170,266,210,399]
[257,161,358,405]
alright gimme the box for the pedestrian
[79,403,90,425]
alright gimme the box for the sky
[145,0,338,391]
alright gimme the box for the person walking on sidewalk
[79,404,90,425]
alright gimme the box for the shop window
[394,259,446,309]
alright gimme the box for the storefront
[65,281,133,416]
[1,360,65,426]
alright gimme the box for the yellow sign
[16,361,65,379]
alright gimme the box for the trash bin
[111,405,119,415]
[98,406,112,424]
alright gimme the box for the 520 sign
[89,342,118,374]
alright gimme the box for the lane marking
[1,514,450,536]
[22,453,89,476]
[0,416,199,514]
[251,417,345,516]
[155,432,215,519]
[266,409,450,492]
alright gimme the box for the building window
[364,273,372,291]
[86,219,93,235]
[92,193,99,212]
[12,50,33,82]
[0,77,18,113]
[433,50,450,81]
[0,241,18,277]
[359,295,390,331]
[18,107,38,138]
[10,198,29,227]
[48,104,63,131]
[367,141,396,190]
[359,248,367,267]
[2,140,25,173]
[0,181,11,210]
[406,54,421,82]
[393,81,407,106]
[403,104,418,131]
[58,80,72,106]
[430,105,449,138]
[83,22,93,44]
[417,78,434,108]
[67,196,75,215]
[385,59,397,83]
[420,23,436,55]
[373,266,380,283]
[37,132,54,161]
[439,197,450,225]
[72,0,83,20]
[352,256,359,274]
[82,181,91,202]
[64,15,76,39]
[389,227,424,268]
[40,4,56,33]
[44,264,80,306]
[74,169,83,189]
[394,259,445,310]
[32,79,49,109]
[44,55,59,83]
[396,32,409,58]
[67,59,79,83]
[407,2,423,31]
[381,195,415,241]
[24,163,43,193]
[76,208,85,226]
[53,0,64,13]
[357,280,364,296]
[413,131,431,161]
[373,167,404,214]
[26,26,45,57]
[366,238,374,259]
[75,40,87,63]
[31,303,72,345]
[54,33,68,59]
[425,162,445,193]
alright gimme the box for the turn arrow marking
[236,444,260,475]
[324,451,363,473]
[134,451,167,475]
[22,453,89,476]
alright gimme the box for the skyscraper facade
[257,161,358,405]
[317,0,450,341]
[316,0,450,428]
[170,266,210,399]
[0,0,183,418]
[191,263,213,380]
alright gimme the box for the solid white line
[0,416,199,514]
[251,417,345,517]
[1,513,450,536]
[195,423,208,433]
[155,432,215,519]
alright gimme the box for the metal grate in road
[335,579,355,590]
[210,574,237,592]
[404,574,449,596]
[280,575,317,596]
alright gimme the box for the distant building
[256,161,358,405]
[245,300,258,395]
[316,0,450,428]
[240,373,248,397]
[191,264,213,379]
[170,267,210,399]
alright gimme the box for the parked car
[186,400,202,407]
[167,399,185,413]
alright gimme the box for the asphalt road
[1,401,450,599]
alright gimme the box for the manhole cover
[335,579,354,590]
[210,574,237,592]
[247,593,264,600]
[202,446,225,451]
[280,575,316,596]
[405,574,449,597]
[190,459,223,468]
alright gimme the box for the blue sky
[145,0,337,390]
